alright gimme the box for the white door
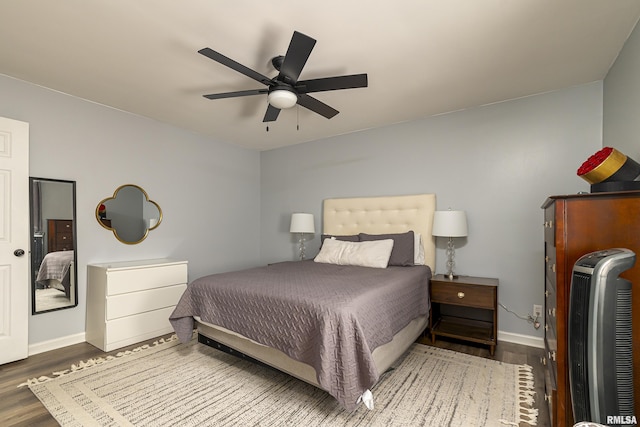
[0,117,29,364]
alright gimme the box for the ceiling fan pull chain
[297,105,300,131]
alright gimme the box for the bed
[35,250,74,299]
[170,193,436,411]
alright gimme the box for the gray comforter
[169,260,431,411]
[36,250,73,284]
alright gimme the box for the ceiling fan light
[268,89,298,109]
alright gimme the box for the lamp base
[445,273,459,280]
[297,234,307,261]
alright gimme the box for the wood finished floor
[1,334,549,427]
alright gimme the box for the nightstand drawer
[431,282,495,309]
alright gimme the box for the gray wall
[261,82,603,341]
[0,74,261,346]
[6,35,632,347]
[604,17,640,157]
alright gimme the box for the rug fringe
[18,334,180,388]
[498,364,539,426]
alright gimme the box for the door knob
[13,249,25,257]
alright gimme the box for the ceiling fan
[199,31,368,122]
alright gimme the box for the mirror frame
[96,184,162,245]
[29,177,78,315]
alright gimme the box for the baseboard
[26,330,543,356]
[29,332,86,356]
[498,330,544,349]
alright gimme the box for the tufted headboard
[322,194,436,271]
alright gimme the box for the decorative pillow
[314,238,394,268]
[359,231,415,266]
[414,233,425,265]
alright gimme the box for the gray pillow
[359,231,415,266]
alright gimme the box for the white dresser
[86,259,188,351]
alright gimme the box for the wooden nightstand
[429,274,499,355]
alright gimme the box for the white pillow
[314,238,394,268]
[414,233,425,265]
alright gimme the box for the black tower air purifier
[568,248,636,427]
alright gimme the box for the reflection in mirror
[97,184,162,244]
[30,177,77,314]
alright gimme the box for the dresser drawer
[545,330,558,380]
[544,363,556,427]
[55,231,73,241]
[106,283,186,320]
[545,243,557,288]
[106,263,188,295]
[105,306,176,349]
[431,282,495,309]
[545,277,556,334]
[55,241,73,251]
[543,205,555,244]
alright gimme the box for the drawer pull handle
[541,356,546,366]
[545,324,549,331]
[544,393,550,402]
[457,292,465,299]
[545,290,550,297]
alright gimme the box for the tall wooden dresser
[542,191,640,427]
[47,219,74,251]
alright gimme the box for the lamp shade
[290,213,315,233]
[432,210,468,237]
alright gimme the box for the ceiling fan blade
[279,31,316,84]
[297,94,339,119]
[198,47,272,86]
[203,88,267,100]
[296,74,368,94]
[263,104,281,122]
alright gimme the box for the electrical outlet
[533,304,543,318]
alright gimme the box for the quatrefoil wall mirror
[96,184,162,244]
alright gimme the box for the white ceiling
[1,1,639,151]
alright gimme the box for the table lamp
[432,209,468,280]
[290,213,315,260]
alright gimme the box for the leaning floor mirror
[30,177,77,314]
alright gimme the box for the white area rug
[23,335,537,426]
[35,288,70,311]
